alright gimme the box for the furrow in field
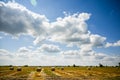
[0,70,16,76]
[52,71,61,76]
[8,71,18,76]
[33,68,47,80]
[54,70,73,77]
[27,71,35,80]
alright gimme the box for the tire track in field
[34,68,46,80]
[0,70,17,76]
[54,70,90,80]
[27,68,47,80]
[52,71,61,76]
[27,71,35,80]
[28,68,47,80]
[54,70,73,77]
[7,71,18,76]
[41,68,47,78]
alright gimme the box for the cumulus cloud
[61,50,80,59]
[0,48,119,66]
[18,47,31,53]
[0,1,110,48]
[62,50,79,55]
[49,13,91,44]
[48,13,107,51]
[39,44,61,53]
[33,36,46,45]
[0,49,9,55]
[62,49,94,58]
[0,1,120,66]
[0,49,13,58]
[94,53,106,60]
[0,1,119,48]
[90,34,106,47]
[0,1,49,42]
[61,49,120,66]
[105,40,120,48]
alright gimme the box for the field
[0,66,120,80]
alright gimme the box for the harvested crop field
[0,66,120,80]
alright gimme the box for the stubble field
[0,66,120,80]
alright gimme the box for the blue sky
[0,0,120,66]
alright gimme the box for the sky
[0,0,120,66]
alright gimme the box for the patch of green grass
[44,68,56,77]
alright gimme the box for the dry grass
[0,66,120,80]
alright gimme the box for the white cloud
[0,1,120,66]
[18,47,31,53]
[0,49,14,59]
[0,1,49,43]
[39,44,61,53]
[105,42,113,48]
[49,13,107,51]
[49,13,91,45]
[105,40,120,47]
[0,49,9,55]
[0,1,112,48]
[33,36,46,45]
[90,34,106,47]
[0,48,119,66]
[61,49,120,66]
[94,53,106,60]
[78,13,91,21]
[62,50,79,55]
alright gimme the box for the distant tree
[68,65,70,67]
[119,62,120,67]
[24,65,28,67]
[99,63,103,67]
[9,65,13,67]
[73,64,76,67]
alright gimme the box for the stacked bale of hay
[36,67,42,72]
[61,67,64,70]
[9,67,14,70]
[51,67,55,71]
[17,67,22,71]
[87,66,92,70]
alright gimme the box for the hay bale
[87,66,92,70]
[17,67,22,71]
[9,67,14,70]
[36,67,42,72]
[51,67,55,71]
[61,67,64,70]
